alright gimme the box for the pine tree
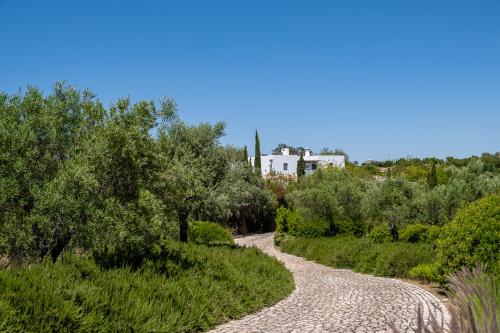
[427,161,438,189]
[297,153,305,178]
[254,130,261,176]
[242,145,248,163]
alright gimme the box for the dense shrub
[372,242,434,277]
[399,224,431,243]
[280,236,434,278]
[275,208,329,238]
[273,232,288,246]
[0,242,294,332]
[408,263,442,283]
[287,210,329,238]
[367,225,392,243]
[336,219,366,237]
[274,207,290,233]
[437,195,500,276]
[188,221,234,246]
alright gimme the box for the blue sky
[1,0,499,162]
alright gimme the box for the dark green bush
[336,219,366,237]
[188,221,234,246]
[367,224,392,243]
[280,236,434,278]
[274,207,290,233]
[399,224,431,243]
[276,208,329,238]
[437,194,500,276]
[372,242,434,277]
[0,242,293,332]
[288,213,329,238]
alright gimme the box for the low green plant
[408,263,442,283]
[288,213,329,238]
[437,194,500,276]
[188,221,234,246]
[0,242,293,332]
[280,236,434,278]
[372,242,435,277]
[367,224,392,243]
[275,207,290,233]
[273,232,288,246]
[399,224,431,243]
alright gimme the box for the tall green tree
[242,145,248,163]
[297,154,305,178]
[254,130,261,176]
[427,161,438,189]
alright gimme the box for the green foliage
[437,195,500,276]
[188,221,234,246]
[296,154,305,178]
[408,263,442,283]
[447,266,500,333]
[280,236,434,278]
[427,162,438,189]
[399,224,434,243]
[287,168,368,236]
[362,177,422,241]
[367,225,392,243]
[242,145,248,162]
[0,243,294,332]
[275,207,290,233]
[0,84,275,262]
[254,130,261,176]
[281,209,329,238]
[372,242,435,277]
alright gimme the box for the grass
[0,241,294,332]
[280,235,435,278]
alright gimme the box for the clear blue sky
[1,0,499,162]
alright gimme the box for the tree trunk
[390,224,399,242]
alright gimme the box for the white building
[250,147,345,177]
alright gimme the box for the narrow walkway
[210,233,449,333]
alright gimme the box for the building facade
[250,147,345,177]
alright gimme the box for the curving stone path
[210,233,449,333]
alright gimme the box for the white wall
[250,154,345,177]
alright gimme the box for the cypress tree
[427,161,438,189]
[242,145,248,163]
[297,153,305,178]
[254,130,261,176]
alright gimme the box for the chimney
[281,147,290,155]
[304,148,311,157]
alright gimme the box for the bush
[288,212,329,238]
[367,224,392,243]
[437,194,500,276]
[274,207,290,233]
[188,221,234,246]
[336,219,366,237]
[372,242,435,277]
[408,263,442,283]
[423,225,441,243]
[273,232,288,246]
[399,224,431,243]
[275,208,329,238]
[0,242,293,332]
[280,236,434,278]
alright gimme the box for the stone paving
[210,233,450,333]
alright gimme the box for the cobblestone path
[210,233,449,333]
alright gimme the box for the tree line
[0,83,275,263]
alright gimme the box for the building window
[283,163,288,171]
